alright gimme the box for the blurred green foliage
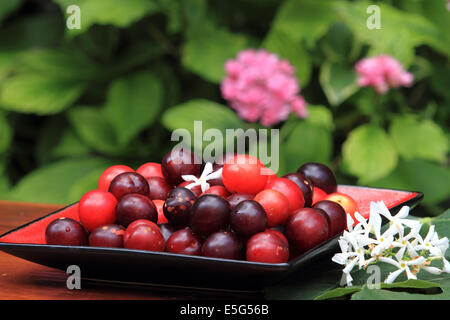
[0,0,448,216]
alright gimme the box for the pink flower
[355,55,414,94]
[221,49,308,126]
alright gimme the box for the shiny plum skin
[166,228,202,256]
[136,162,164,179]
[161,149,202,186]
[146,177,172,200]
[109,172,150,200]
[208,153,236,186]
[246,231,289,263]
[313,200,346,237]
[226,193,254,210]
[297,162,337,194]
[254,189,290,227]
[222,154,267,195]
[202,185,230,198]
[124,223,165,252]
[98,165,134,191]
[116,194,157,227]
[264,178,305,213]
[79,189,117,232]
[89,224,125,248]
[177,181,202,197]
[45,218,87,246]
[285,208,330,253]
[230,200,267,238]
[312,187,328,205]
[283,173,314,207]
[190,194,230,236]
[163,187,196,227]
[201,230,242,260]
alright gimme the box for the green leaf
[162,99,245,133]
[262,30,311,86]
[67,168,106,202]
[5,157,114,204]
[334,1,449,65]
[342,124,398,183]
[67,106,119,154]
[321,22,355,63]
[389,115,448,163]
[0,74,86,114]
[104,71,163,145]
[19,48,99,81]
[0,15,63,51]
[370,159,450,206]
[270,0,336,47]
[303,105,335,131]
[35,117,91,164]
[314,286,362,300]
[319,61,359,106]
[281,122,332,174]
[182,19,248,83]
[316,279,442,300]
[53,0,159,35]
[0,0,22,24]
[431,61,450,100]
[161,99,246,153]
[351,279,450,300]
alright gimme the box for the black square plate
[0,186,423,291]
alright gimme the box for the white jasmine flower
[391,223,422,259]
[415,225,448,257]
[381,256,426,283]
[331,201,450,287]
[340,272,353,287]
[181,162,222,193]
[377,202,420,238]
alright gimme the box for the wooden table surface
[0,200,259,300]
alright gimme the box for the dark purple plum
[89,224,125,248]
[45,217,87,246]
[116,194,157,227]
[226,193,254,210]
[297,162,337,194]
[285,208,329,253]
[109,172,149,200]
[161,149,202,186]
[190,194,230,236]
[283,172,314,207]
[230,200,267,238]
[201,230,242,260]
[163,187,196,227]
[313,200,346,237]
[146,176,172,200]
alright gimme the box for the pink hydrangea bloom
[221,49,307,126]
[355,55,414,94]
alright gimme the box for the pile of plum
[45,149,358,263]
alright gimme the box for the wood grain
[0,200,257,300]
